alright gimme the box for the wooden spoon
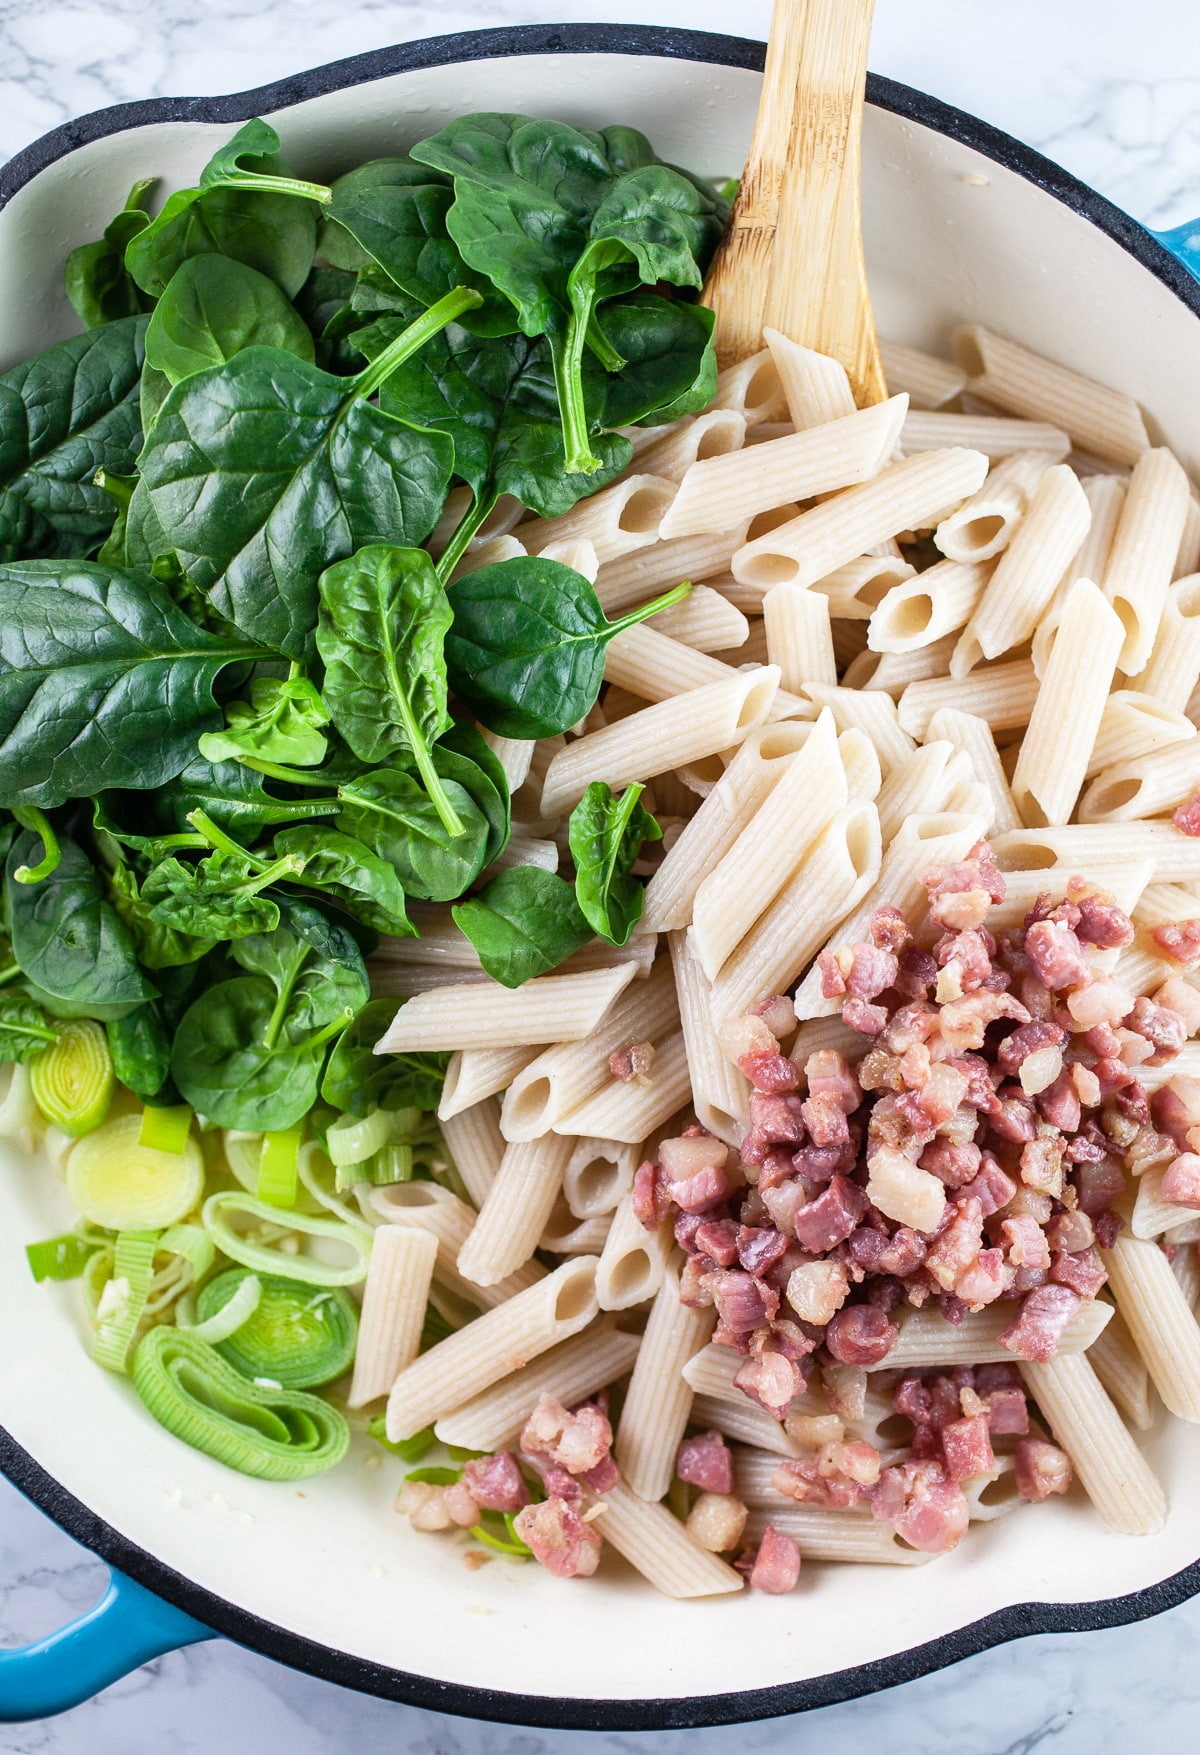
[702,0,886,406]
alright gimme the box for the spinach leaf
[107,858,216,969]
[0,992,60,1064]
[438,721,511,868]
[452,866,592,988]
[140,363,174,436]
[171,911,368,1130]
[145,255,315,385]
[5,832,155,1019]
[0,559,261,809]
[587,294,717,428]
[444,555,690,739]
[293,265,359,373]
[315,545,461,833]
[94,469,137,567]
[568,781,660,945]
[335,764,490,904]
[107,1001,173,1101]
[198,674,330,768]
[125,120,329,301]
[65,179,156,329]
[0,316,148,562]
[104,754,339,845]
[141,849,304,941]
[272,824,413,938]
[322,157,516,337]
[138,302,466,656]
[322,999,449,1115]
[410,114,726,472]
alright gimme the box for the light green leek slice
[139,1105,193,1154]
[326,1106,406,1168]
[297,1140,377,1232]
[201,1191,372,1287]
[67,1113,206,1230]
[0,1062,39,1146]
[28,1019,113,1137]
[179,1271,262,1343]
[93,1229,158,1372]
[223,1131,324,1215]
[25,1232,100,1282]
[144,1223,216,1317]
[197,1267,358,1387]
[131,1327,349,1481]
[257,1127,301,1208]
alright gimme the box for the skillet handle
[1154,219,1200,284]
[0,1564,215,1721]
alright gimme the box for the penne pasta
[712,346,789,424]
[1011,578,1125,827]
[1079,739,1200,823]
[868,559,991,653]
[659,397,908,540]
[385,1256,600,1441]
[596,1189,675,1311]
[437,1097,505,1208]
[925,707,1021,836]
[934,451,1052,565]
[438,1046,542,1120]
[369,1182,544,1313]
[1085,690,1195,778]
[879,337,967,411]
[763,581,837,691]
[375,964,638,1054]
[954,324,1151,466]
[614,1262,714,1499]
[1138,574,1200,712]
[1019,1354,1166,1535]
[1101,1234,1200,1422]
[539,1199,611,1255]
[764,326,856,426]
[803,684,916,775]
[631,409,747,482]
[952,464,1091,674]
[1100,447,1192,677]
[812,554,916,620]
[838,726,884,802]
[562,1137,640,1220]
[669,929,751,1145]
[584,1479,743,1597]
[1088,1304,1154,1431]
[992,822,1200,885]
[742,1504,931,1565]
[456,1133,574,1287]
[647,583,750,653]
[552,1031,692,1143]
[594,524,750,614]
[434,1318,640,1452]
[691,1392,803,1456]
[901,409,1069,459]
[1177,496,1200,580]
[517,473,677,563]
[539,669,781,819]
[347,1226,437,1408]
[602,622,808,720]
[1130,1163,1200,1241]
[850,634,962,697]
[875,742,975,845]
[875,1297,1112,1370]
[731,448,990,590]
[898,659,1039,739]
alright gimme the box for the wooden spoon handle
[702,0,886,406]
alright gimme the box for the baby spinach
[452,866,593,988]
[5,833,155,1019]
[138,290,474,656]
[145,255,315,386]
[198,673,330,769]
[322,157,516,337]
[170,910,368,1130]
[316,545,460,833]
[438,722,511,868]
[271,824,413,938]
[0,559,262,809]
[141,849,305,942]
[568,782,661,945]
[321,999,448,1115]
[107,1000,173,1102]
[125,119,330,301]
[106,858,217,970]
[0,992,60,1064]
[0,316,148,562]
[293,265,360,374]
[65,179,156,329]
[106,755,340,848]
[411,114,726,472]
[336,764,490,904]
[444,556,691,739]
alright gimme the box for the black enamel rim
[2,20,1199,1732]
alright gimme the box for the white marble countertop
[1,1,1200,1750]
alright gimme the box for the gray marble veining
[1,1,1199,1749]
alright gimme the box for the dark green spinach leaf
[335,764,490,904]
[65,179,156,329]
[444,555,689,739]
[452,866,592,987]
[568,781,660,945]
[141,849,304,941]
[272,824,413,938]
[0,559,261,809]
[0,316,147,562]
[321,998,448,1115]
[107,1001,173,1102]
[0,992,60,1064]
[145,254,315,385]
[5,832,155,1019]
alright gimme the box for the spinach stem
[352,286,484,403]
[605,579,693,636]
[435,491,497,586]
[584,313,625,374]
[186,809,258,863]
[551,319,602,476]
[306,1007,357,1054]
[11,807,62,885]
[0,962,23,989]
[262,946,310,1052]
[375,598,466,838]
[236,756,335,791]
[225,172,333,205]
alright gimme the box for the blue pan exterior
[1,21,1199,1730]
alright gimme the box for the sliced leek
[25,1232,101,1282]
[201,1191,372,1287]
[139,1105,193,1155]
[131,1327,349,1481]
[223,1131,324,1216]
[144,1223,216,1316]
[180,1272,262,1344]
[67,1114,206,1230]
[257,1127,301,1208]
[93,1230,158,1373]
[197,1267,358,1388]
[28,1020,113,1137]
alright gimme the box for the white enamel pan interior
[1,23,1199,1731]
